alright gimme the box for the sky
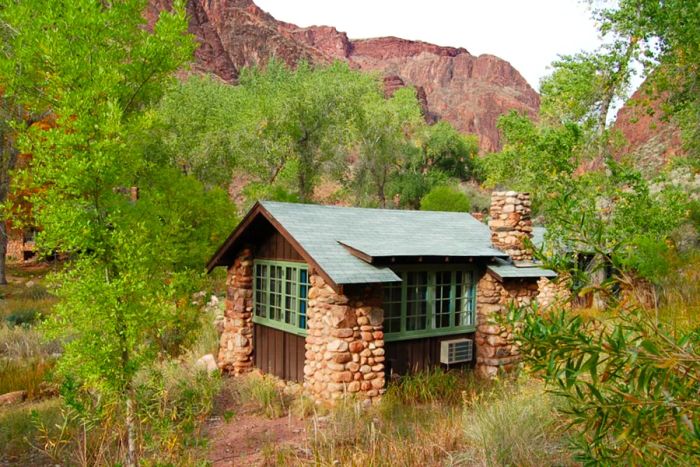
[255,0,604,92]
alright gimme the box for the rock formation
[148,0,540,152]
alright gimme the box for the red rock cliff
[149,0,540,152]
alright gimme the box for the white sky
[255,0,604,92]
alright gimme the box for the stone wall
[218,248,255,375]
[537,276,571,310]
[475,271,539,377]
[488,191,533,261]
[6,230,25,263]
[304,274,385,404]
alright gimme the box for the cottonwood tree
[350,87,423,207]
[0,2,235,466]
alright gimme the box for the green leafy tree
[350,87,423,207]
[0,2,235,465]
[160,61,381,202]
[419,185,471,212]
[419,121,480,181]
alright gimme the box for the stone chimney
[488,191,533,261]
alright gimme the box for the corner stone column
[304,274,385,404]
[475,272,539,378]
[217,248,254,375]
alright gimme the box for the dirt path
[207,410,308,466]
[206,379,309,466]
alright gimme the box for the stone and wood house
[207,192,560,403]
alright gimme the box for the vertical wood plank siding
[254,324,306,382]
[384,332,475,376]
[256,228,304,262]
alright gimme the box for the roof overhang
[205,202,342,289]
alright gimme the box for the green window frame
[253,259,310,337]
[383,266,477,342]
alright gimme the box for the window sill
[252,315,308,337]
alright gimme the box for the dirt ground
[206,380,309,466]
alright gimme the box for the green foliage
[420,121,481,181]
[482,112,582,209]
[512,304,700,464]
[419,185,471,213]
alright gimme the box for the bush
[513,304,700,464]
[420,185,471,212]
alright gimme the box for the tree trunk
[126,390,137,467]
[0,222,7,285]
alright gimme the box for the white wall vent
[439,338,473,365]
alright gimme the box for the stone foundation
[475,271,539,377]
[488,191,533,261]
[218,248,255,374]
[304,274,385,404]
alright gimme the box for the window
[383,268,476,340]
[253,260,310,336]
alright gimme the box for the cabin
[207,191,558,403]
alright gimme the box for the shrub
[513,304,700,464]
[420,185,471,212]
[0,399,63,465]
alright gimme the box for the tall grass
[459,380,573,466]
[0,398,63,465]
[237,372,289,419]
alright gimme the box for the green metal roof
[260,201,507,285]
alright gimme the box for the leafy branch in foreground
[510,304,700,464]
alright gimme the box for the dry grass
[245,371,573,467]
[0,398,63,465]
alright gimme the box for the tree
[350,87,423,207]
[419,121,480,181]
[419,185,471,212]
[159,61,382,202]
[0,2,233,466]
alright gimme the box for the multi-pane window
[383,268,476,340]
[254,260,310,335]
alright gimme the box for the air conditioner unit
[439,338,473,365]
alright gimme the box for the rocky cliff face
[613,80,683,172]
[149,0,540,152]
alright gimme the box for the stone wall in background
[304,274,385,404]
[488,191,533,261]
[218,247,255,375]
[6,230,25,263]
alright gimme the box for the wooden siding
[256,228,304,262]
[254,324,306,382]
[384,332,475,376]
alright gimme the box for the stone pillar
[218,248,254,374]
[488,191,533,261]
[304,273,385,404]
[475,271,539,378]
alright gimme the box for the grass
[460,379,574,466]
[233,369,573,467]
[0,358,55,399]
[0,398,63,465]
[236,372,289,419]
